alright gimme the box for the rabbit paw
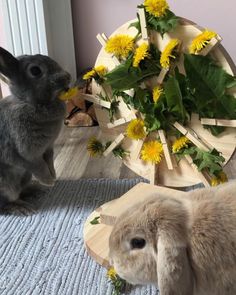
[1,200,37,216]
[38,176,55,187]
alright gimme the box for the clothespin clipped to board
[103,133,125,157]
[173,122,210,152]
[0,74,9,85]
[158,130,175,170]
[80,93,111,109]
[138,8,149,44]
[201,118,236,128]
[197,34,222,56]
[96,33,120,66]
[184,154,211,187]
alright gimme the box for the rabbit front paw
[37,175,55,187]
[1,200,37,216]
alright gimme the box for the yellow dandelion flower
[59,87,78,101]
[83,65,107,80]
[160,39,180,69]
[172,136,191,153]
[105,34,134,59]
[211,171,227,186]
[144,0,169,18]
[87,137,104,157]
[126,119,146,140]
[94,65,108,76]
[107,267,117,281]
[83,69,96,80]
[189,30,217,54]
[133,43,149,67]
[153,85,163,103]
[141,140,163,164]
[211,177,219,187]
[218,171,228,184]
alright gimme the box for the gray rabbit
[0,47,71,214]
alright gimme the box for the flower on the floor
[105,35,134,59]
[126,119,146,140]
[87,137,104,157]
[172,136,191,153]
[141,140,163,164]
[189,30,217,54]
[160,39,180,69]
[83,65,108,81]
[59,87,78,101]
[144,0,169,18]
[153,85,163,103]
[211,171,228,186]
[133,43,149,67]
[107,267,126,295]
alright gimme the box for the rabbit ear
[0,47,19,80]
[157,238,194,295]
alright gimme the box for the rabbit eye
[130,238,146,250]
[28,65,43,78]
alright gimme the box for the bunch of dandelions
[87,137,129,160]
[107,267,126,295]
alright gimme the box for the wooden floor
[54,125,236,182]
[54,126,139,180]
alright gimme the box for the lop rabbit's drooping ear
[151,196,194,295]
[157,236,193,295]
[0,47,19,80]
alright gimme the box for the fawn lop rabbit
[0,47,71,213]
[109,181,236,295]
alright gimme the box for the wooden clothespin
[107,113,136,129]
[96,33,120,66]
[130,138,145,161]
[80,93,111,109]
[149,164,158,185]
[158,130,175,170]
[103,134,125,157]
[173,122,210,152]
[138,8,149,43]
[156,68,168,85]
[197,35,222,56]
[201,118,236,128]
[184,154,211,187]
[0,74,9,85]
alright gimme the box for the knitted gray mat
[0,178,160,295]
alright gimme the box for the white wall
[72,0,236,70]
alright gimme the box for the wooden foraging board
[92,19,236,187]
[83,182,187,268]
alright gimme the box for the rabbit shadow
[18,178,144,214]
[17,178,203,216]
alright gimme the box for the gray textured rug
[0,178,159,295]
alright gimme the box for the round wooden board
[92,19,236,187]
[83,182,187,268]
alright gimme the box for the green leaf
[185,54,235,99]
[145,115,161,131]
[194,148,225,176]
[105,44,161,91]
[90,216,100,225]
[146,10,179,36]
[184,54,236,135]
[129,14,141,34]
[105,61,160,91]
[164,76,187,122]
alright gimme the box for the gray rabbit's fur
[0,47,70,212]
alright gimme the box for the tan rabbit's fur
[109,181,236,295]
